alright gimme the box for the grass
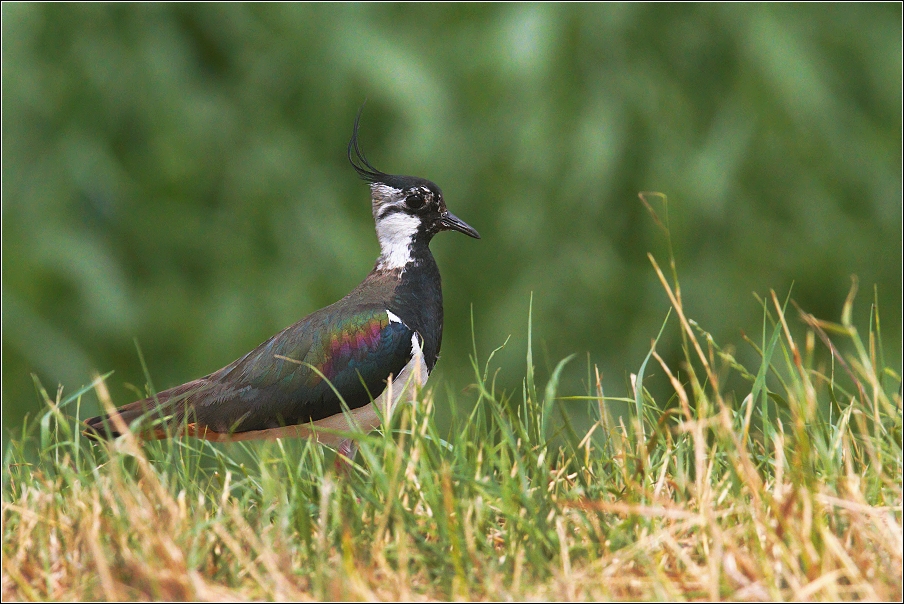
[3,203,902,600]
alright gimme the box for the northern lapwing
[84,111,480,463]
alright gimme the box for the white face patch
[375,211,419,270]
[370,184,405,218]
[386,310,403,324]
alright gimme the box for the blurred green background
[2,3,901,437]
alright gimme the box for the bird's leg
[333,438,358,475]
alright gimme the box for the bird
[83,110,480,464]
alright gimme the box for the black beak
[438,211,480,239]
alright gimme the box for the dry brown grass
[4,237,901,600]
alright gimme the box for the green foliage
[2,4,901,440]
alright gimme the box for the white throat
[375,213,420,270]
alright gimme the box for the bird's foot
[332,438,358,477]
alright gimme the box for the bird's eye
[406,193,425,209]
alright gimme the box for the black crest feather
[348,106,388,184]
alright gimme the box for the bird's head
[348,112,479,271]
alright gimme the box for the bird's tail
[83,394,184,440]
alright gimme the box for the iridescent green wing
[187,306,415,433]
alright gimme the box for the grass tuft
[3,209,901,600]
